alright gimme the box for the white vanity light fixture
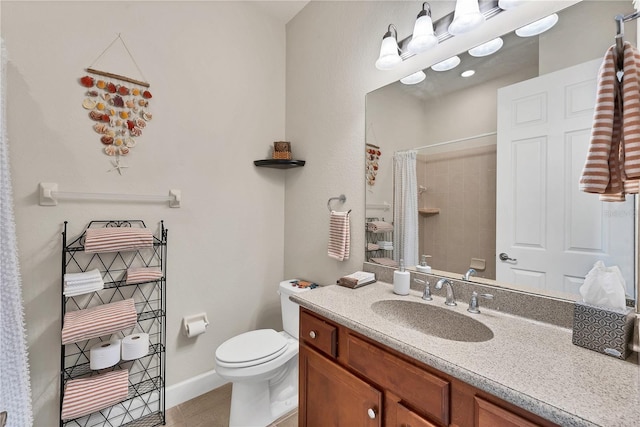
[407,2,439,54]
[448,0,486,35]
[468,37,503,57]
[515,14,559,37]
[461,69,476,77]
[400,70,427,85]
[431,55,461,72]
[375,24,402,70]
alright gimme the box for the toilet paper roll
[185,319,207,338]
[90,339,121,370]
[121,333,150,361]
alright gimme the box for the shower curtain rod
[402,131,497,153]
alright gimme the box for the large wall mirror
[365,0,637,302]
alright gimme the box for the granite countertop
[291,282,640,427]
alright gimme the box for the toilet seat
[216,329,288,368]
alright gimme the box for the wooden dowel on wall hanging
[86,68,150,88]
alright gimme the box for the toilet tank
[279,280,311,339]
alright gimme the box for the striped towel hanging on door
[328,210,350,261]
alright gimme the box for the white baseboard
[165,369,228,409]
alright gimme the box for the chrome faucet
[435,278,456,306]
[462,268,477,281]
[414,278,432,301]
[467,291,494,314]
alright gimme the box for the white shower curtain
[393,150,419,267]
[0,38,34,426]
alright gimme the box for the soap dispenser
[416,254,432,273]
[393,259,411,295]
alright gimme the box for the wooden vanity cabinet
[299,345,382,426]
[299,308,558,427]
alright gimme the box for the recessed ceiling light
[516,14,559,37]
[400,70,426,85]
[468,37,504,57]
[461,70,476,78]
[431,56,461,72]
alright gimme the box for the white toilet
[215,280,311,427]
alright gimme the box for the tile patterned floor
[164,383,298,427]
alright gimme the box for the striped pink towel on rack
[61,369,129,420]
[126,267,163,284]
[61,298,137,345]
[84,227,154,253]
[328,211,350,261]
[366,221,394,233]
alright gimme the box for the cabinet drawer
[346,334,450,425]
[474,397,540,427]
[300,310,337,358]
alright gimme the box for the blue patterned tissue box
[572,301,635,359]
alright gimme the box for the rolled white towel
[64,269,102,285]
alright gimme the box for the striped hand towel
[580,41,640,199]
[61,369,129,420]
[84,227,154,253]
[328,211,350,261]
[61,298,137,345]
[126,267,163,284]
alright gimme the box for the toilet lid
[216,329,288,367]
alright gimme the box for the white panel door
[496,59,635,297]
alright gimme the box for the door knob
[309,331,317,339]
[367,408,377,419]
[499,252,517,262]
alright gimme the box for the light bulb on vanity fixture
[431,55,461,72]
[516,14,559,37]
[407,2,438,54]
[448,0,485,35]
[375,24,402,70]
[468,37,503,57]
[497,0,522,10]
[400,70,426,85]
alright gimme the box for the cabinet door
[299,345,382,427]
[396,403,439,427]
[475,397,540,427]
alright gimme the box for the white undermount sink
[371,299,494,342]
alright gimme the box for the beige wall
[3,1,287,424]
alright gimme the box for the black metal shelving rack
[60,220,167,427]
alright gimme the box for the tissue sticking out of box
[579,261,626,310]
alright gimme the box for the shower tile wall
[417,145,496,279]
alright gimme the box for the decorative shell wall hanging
[366,143,381,186]
[79,34,153,174]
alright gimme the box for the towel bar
[39,182,181,208]
[327,194,346,212]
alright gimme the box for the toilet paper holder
[182,312,209,337]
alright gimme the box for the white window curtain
[0,38,34,426]
[393,150,419,267]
